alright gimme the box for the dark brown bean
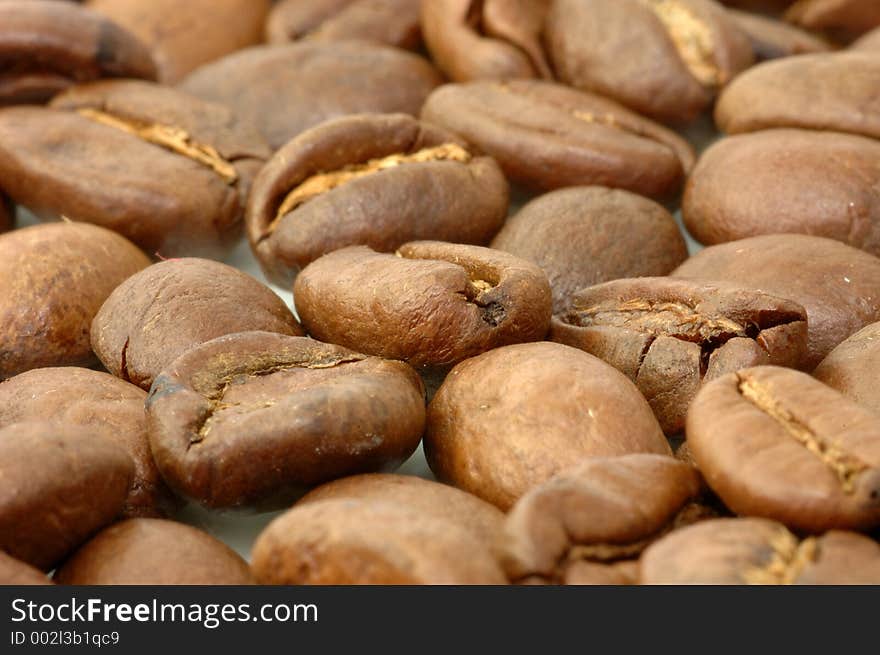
[425,342,671,510]
[727,8,830,60]
[491,187,689,314]
[544,0,753,123]
[551,277,808,434]
[716,54,880,139]
[0,367,175,518]
[687,366,880,532]
[0,81,271,258]
[673,234,880,368]
[0,194,11,232]
[147,333,426,509]
[0,422,133,570]
[267,0,421,50]
[246,113,509,286]
[179,41,441,149]
[501,455,704,584]
[0,0,157,106]
[785,0,880,42]
[86,0,271,84]
[420,0,552,81]
[420,81,695,197]
[294,243,552,369]
[0,222,150,380]
[252,498,507,584]
[91,258,303,391]
[641,517,880,584]
[814,321,880,416]
[54,518,255,585]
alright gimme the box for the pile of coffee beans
[1,0,880,586]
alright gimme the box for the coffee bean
[420,81,695,197]
[0,81,270,258]
[299,473,506,556]
[180,41,441,149]
[814,321,880,416]
[716,53,880,139]
[0,367,175,518]
[421,0,552,81]
[501,455,704,584]
[267,0,422,50]
[54,518,255,584]
[426,342,671,510]
[727,8,830,60]
[252,498,507,584]
[0,194,11,232]
[247,113,509,285]
[551,277,809,434]
[0,552,52,585]
[0,421,133,570]
[147,332,426,509]
[640,517,880,583]
[91,258,303,390]
[491,187,689,314]
[687,366,880,532]
[785,0,880,42]
[0,0,157,106]
[294,243,552,369]
[0,222,149,380]
[673,234,880,368]
[852,25,880,50]
[86,0,271,84]
[544,0,753,123]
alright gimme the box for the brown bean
[785,0,880,42]
[727,8,830,60]
[814,321,880,417]
[0,552,52,585]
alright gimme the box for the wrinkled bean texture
[91,258,303,391]
[0,222,150,380]
[426,342,670,510]
[247,113,508,286]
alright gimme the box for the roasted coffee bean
[727,8,830,59]
[55,519,254,585]
[641,517,880,583]
[0,367,175,518]
[501,455,704,585]
[421,0,552,81]
[0,552,52,585]
[0,194,11,232]
[551,278,809,434]
[180,41,441,149]
[252,498,507,584]
[267,0,422,50]
[147,333,426,509]
[491,187,689,314]
[0,81,270,258]
[299,474,505,556]
[786,0,880,42]
[86,0,271,84]
[247,113,509,286]
[814,321,880,416]
[91,258,303,391]
[0,222,149,380]
[674,235,880,369]
[421,81,695,197]
[687,366,880,532]
[544,0,753,123]
[852,25,880,50]
[0,422,133,570]
[716,54,880,138]
[426,342,670,510]
[0,0,157,106]
[294,243,552,369]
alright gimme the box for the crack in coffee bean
[640,0,721,87]
[77,108,238,184]
[270,143,472,229]
[737,373,870,493]
[190,353,367,443]
[742,530,818,585]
